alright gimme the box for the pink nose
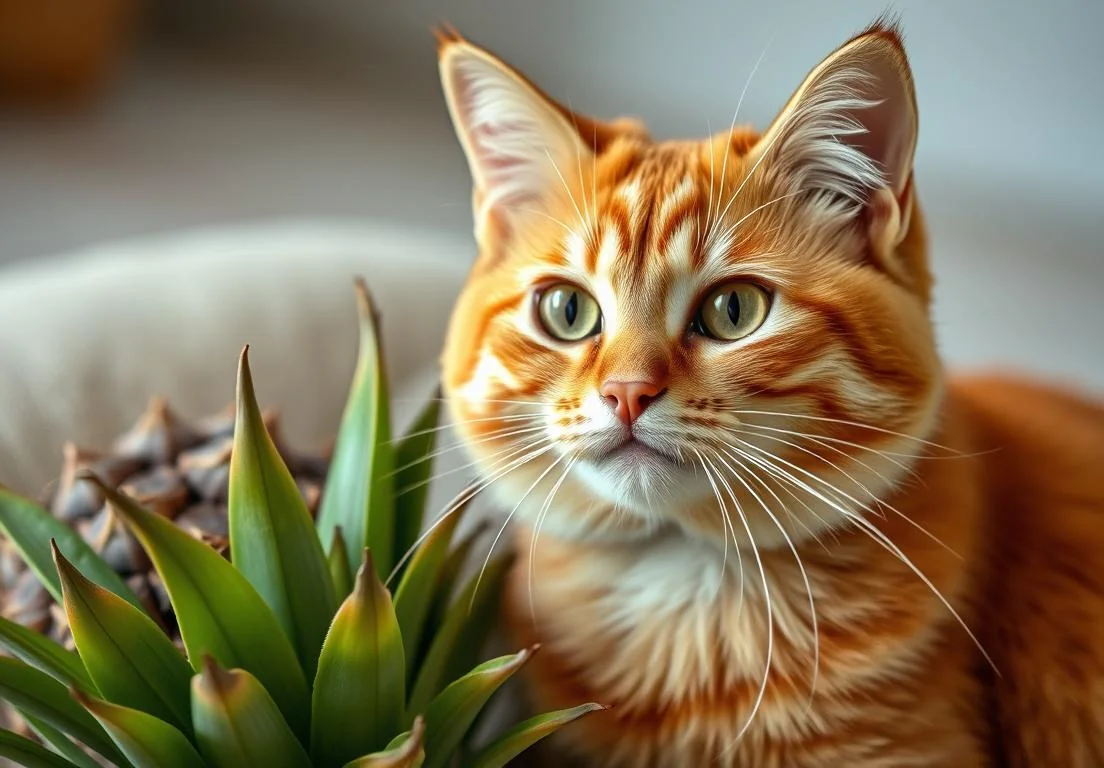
[600,379,667,426]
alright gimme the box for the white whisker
[390,424,548,490]
[730,409,964,454]
[737,421,915,474]
[707,34,774,246]
[544,148,591,244]
[385,437,552,585]
[565,102,594,236]
[714,444,821,708]
[472,448,567,611]
[730,425,962,560]
[692,447,744,609]
[715,191,803,249]
[701,116,715,251]
[500,203,580,238]
[527,454,578,625]
[701,445,774,749]
[386,412,539,448]
[722,438,996,673]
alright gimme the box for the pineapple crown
[0,278,602,768]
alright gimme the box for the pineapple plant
[0,279,601,767]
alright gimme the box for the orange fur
[437,19,1104,767]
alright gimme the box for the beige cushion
[0,219,472,496]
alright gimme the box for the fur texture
[437,19,1104,767]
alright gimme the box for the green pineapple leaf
[420,519,488,654]
[52,542,193,738]
[466,703,607,768]
[230,345,339,679]
[317,278,395,580]
[312,551,405,767]
[0,485,142,612]
[0,615,93,692]
[420,648,533,768]
[0,729,82,768]
[0,657,127,767]
[192,657,312,768]
[84,474,311,742]
[392,392,442,575]
[327,526,353,600]
[407,553,513,719]
[393,492,471,679]
[341,717,425,768]
[19,712,101,768]
[75,690,206,768]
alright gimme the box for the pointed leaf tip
[237,345,253,393]
[312,546,405,763]
[341,716,425,768]
[74,689,206,768]
[419,648,536,768]
[229,341,337,678]
[355,549,376,591]
[317,278,395,579]
[328,527,353,598]
[192,661,311,768]
[353,276,376,322]
[53,540,194,736]
[199,654,232,691]
[465,702,607,768]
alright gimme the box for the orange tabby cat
[437,19,1104,767]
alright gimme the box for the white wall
[325,0,1104,388]
[4,0,1101,389]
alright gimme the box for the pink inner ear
[846,56,914,195]
[470,120,546,210]
[474,122,529,171]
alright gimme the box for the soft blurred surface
[0,0,1100,488]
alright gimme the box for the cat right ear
[438,35,593,245]
[749,20,918,242]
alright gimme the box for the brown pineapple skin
[0,396,330,645]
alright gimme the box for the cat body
[436,20,1104,767]
[507,375,1104,767]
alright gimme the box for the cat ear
[751,21,918,238]
[439,37,593,243]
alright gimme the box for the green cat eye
[537,283,602,342]
[695,281,771,341]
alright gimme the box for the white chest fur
[528,529,824,720]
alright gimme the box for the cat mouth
[599,438,680,467]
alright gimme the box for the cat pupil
[726,292,741,326]
[565,292,578,326]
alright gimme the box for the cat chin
[572,455,714,518]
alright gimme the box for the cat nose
[600,379,667,426]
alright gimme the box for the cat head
[438,20,942,550]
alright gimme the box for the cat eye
[693,282,771,341]
[536,283,602,342]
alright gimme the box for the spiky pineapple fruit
[0,398,329,651]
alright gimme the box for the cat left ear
[750,21,918,246]
[439,36,593,245]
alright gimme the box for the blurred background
[0,0,1101,492]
